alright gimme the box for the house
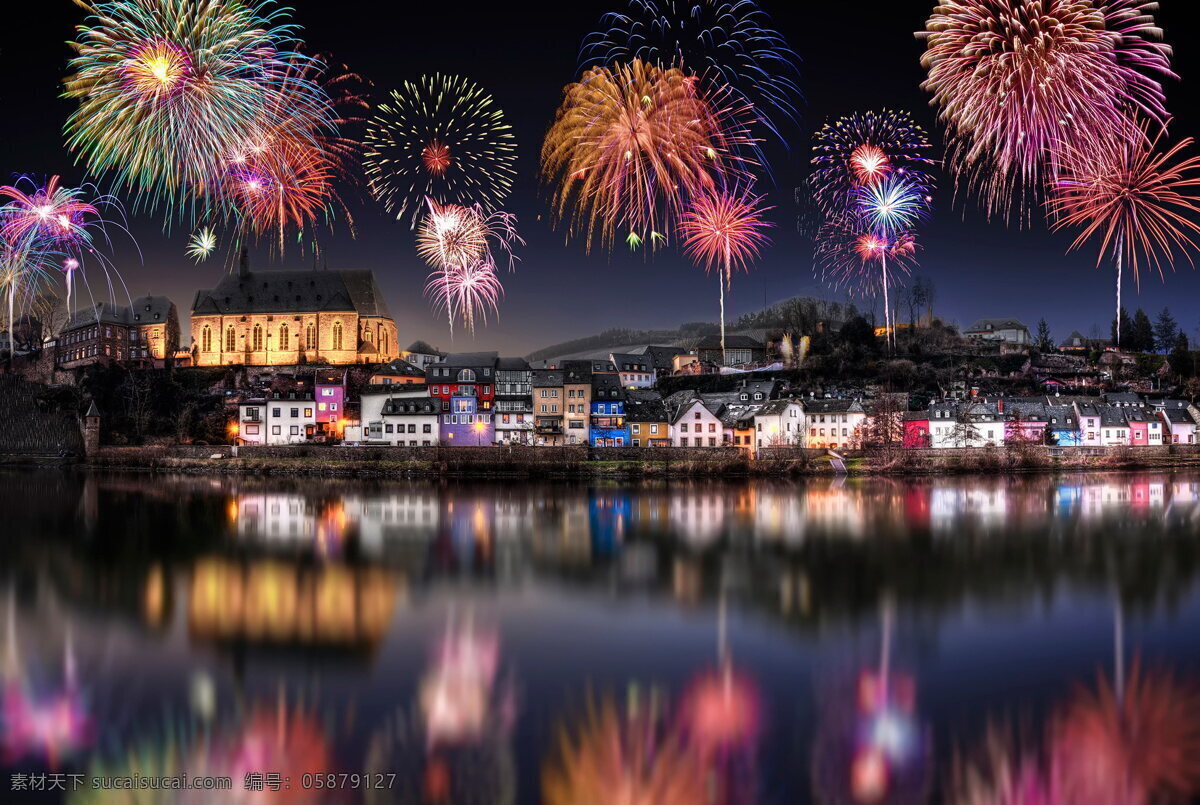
[1058,330,1099,354]
[1098,407,1131,446]
[426,352,497,445]
[398,342,445,370]
[668,392,725,447]
[531,369,565,445]
[732,379,784,404]
[928,401,1003,448]
[610,353,655,388]
[902,411,931,449]
[626,390,670,447]
[562,362,593,445]
[368,358,426,386]
[314,370,346,436]
[804,398,867,449]
[695,334,767,367]
[367,397,439,446]
[637,345,688,375]
[590,373,629,447]
[1070,400,1105,446]
[237,397,268,445]
[964,318,1031,345]
[263,389,317,445]
[359,384,428,437]
[1124,408,1163,446]
[720,403,761,453]
[1158,403,1198,445]
[1046,405,1081,446]
[190,251,397,366]
[495,357,533,445]
[753,399,805,452]
[57,296,180,369]
[1001,399,1049,444]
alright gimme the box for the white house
[610,353,656,389]
[1098,407,1131,446]
[1158,403,1198,445]
[804,399,867,449]
[753,399,805,452]
[367,396,439,446]
[963,318,1031,344]
[237,397,268,445]
[669,396,725,447]
[927,401,1004,448]
[360,385,429,437]
[263,390,316,445]
[1071,401,1104,446]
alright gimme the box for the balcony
[535,420,564,435]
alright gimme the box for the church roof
[191,269,393,319]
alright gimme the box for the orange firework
[1049,122,1200,344]
[542,696,708,805]
[541,58,758,252]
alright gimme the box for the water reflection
[2,470,1200,802]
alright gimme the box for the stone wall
[0,376,84,455]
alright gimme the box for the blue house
[589,373,629,447]
[1047,404,1081,446]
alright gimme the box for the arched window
[458,369,476,382]
[279,323,289,350]
[225,325,236,352]
[252,323,263,351]
[305,323,315,350]
[201,325,212,353]
[379,328,388,356]
[332,321,343,351]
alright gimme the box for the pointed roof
[85,400,101,418]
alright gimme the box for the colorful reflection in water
[0,470,1198,802]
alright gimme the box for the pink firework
[0,176,101,250]
[918,0,1176,220]
[850,144,891,185]
[424,260,504,337]
[678,186,773,359]
[1049,122,1200,343]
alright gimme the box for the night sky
[3,1,1199,355]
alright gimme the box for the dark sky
[3,1,1198,355]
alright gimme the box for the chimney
[238,247,250,278]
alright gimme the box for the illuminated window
[332,321,343,350]
[279,323,289,349]
[252,323,263,351]
[201,325,212,352]
[225,325,236,352]
[305,323,316,350]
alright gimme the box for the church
[190,252,399,367]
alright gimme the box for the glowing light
[187,227,217,262]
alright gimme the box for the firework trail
[364,74,517,227]
[425,260,504,338]
[678,186,772,361]
[580,0,802,142]
[917,0,1175,221]
[1049,122,1200,344]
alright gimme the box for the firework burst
[1048,122,1200,343]
[542,58,758,253]
[186,227,217,262]
[580,0,802,141]
[425,260,504,338]
[678,186,772,359]
[809,109,935,217]
[364,75,517,227]
[64,0,332,219]
[917,0,1176,220]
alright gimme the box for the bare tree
[121,371,154,440]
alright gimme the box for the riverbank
[5,443,1198,479]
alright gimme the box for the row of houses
[232,350,1200,452]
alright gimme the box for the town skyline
[4,1,1200,355]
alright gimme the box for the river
[2,470,1199,803]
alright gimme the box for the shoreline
[5,445,1200,479]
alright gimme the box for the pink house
[314,370,346,434]
[1124,409,1162,446]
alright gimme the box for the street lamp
[473,420,485,446]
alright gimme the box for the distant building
[57,296,179,369]
[190,252,397,366]
[963,318,1031,345]
[609,353,655,388]
[398,342,445,370]
[695,334,766,367]
[562,362,593,445]
[637,345,688,375]
[369,358,426,385]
